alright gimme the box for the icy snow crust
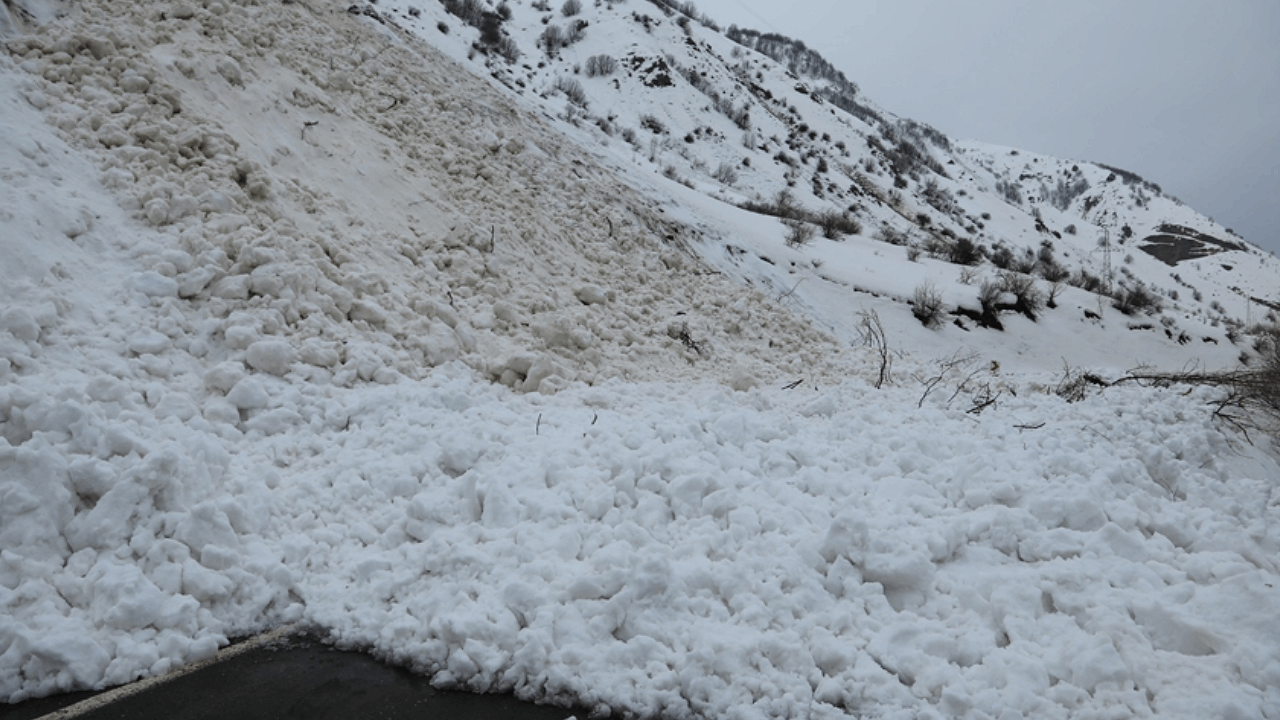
[1,0,1279,718]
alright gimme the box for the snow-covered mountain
[2,1,1278,718]
[392,0,1280,373]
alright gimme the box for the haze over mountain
[1,1,1278,718]
[693,0,1280,259]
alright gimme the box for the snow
[1,0,1278,718]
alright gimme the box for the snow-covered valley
[2,0,1278,718]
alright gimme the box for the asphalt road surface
[2,629,600,720]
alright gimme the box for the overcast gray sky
[694,0,1280,256]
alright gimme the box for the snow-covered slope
[361,0,1280,373]
[1,1,1278,718]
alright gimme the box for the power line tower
[1095,225,1115,295]
[1092,215,1117,316]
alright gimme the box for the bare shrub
[989,244,1014,270]
[921,179,956,215]
[1056,363,1109,403]
[540,24,565,55]
[975,280,1005,329]
[640,114,666,134]
[711,162,738,185]
[783,219,817,248]
[817,210,861,239]
[999,271,1043,320]
[913,281,945,329]
[772,189,801,220]
[876,225,909,246]
[946,236,982,266]
[1038,259,1071,284]
[1107,330,1280,443]
[584,54,617,77]
[553,75,588,106]
[1046,279,1066,309]
[561,0,582,16]
[858,309,892,388]
[442,0,485,25]
[1070,269,1105,294]
[1113,283,1161,315]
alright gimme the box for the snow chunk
[130,271,178,298]
[175,502,241,559]
[216,58,243,86]
[204,362,247,393]
[127,330,171,356]
[0,447,74,562]
[348,299,388,327]
[29,632,111,691]
[223,325,258,351]
[0,309,41,343]
[575,284,609,305]
[245,340,296,376]
[225,377,269,410]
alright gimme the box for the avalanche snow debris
[0,0,1277,718]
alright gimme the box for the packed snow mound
[2,1,1279,719]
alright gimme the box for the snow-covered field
[2,0,1278,718]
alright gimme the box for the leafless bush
[1055,363,1109,403]
[584,54,617,77]
[711,162,738,185]
[783,219,817,248]
[1046,278,1066,308]
[912,281,945,329]
[999,271,1043,320]
[442,0,485,25]
[858,309,892,389]
[540,24,565,54]
[946,236,983,266]
[917,351,982,408]
[876,225,910,246]
[1112,283,1161,315]
[561,0,582,16]
[817,210,861,239]
[489,33,520,64]
[553,75,588,106]
[771,188,801,220]
[1112,335,1280,443]
[640,114,666,134]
